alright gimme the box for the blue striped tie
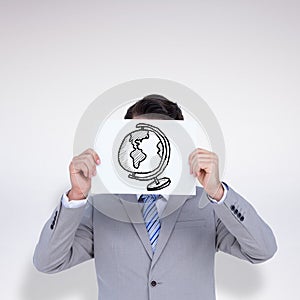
[141,194,161,253]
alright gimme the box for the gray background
[0,1,299,299]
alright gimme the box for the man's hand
[68,148,100,200]
[188,148,224,201]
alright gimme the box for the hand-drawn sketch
[118,123,171,191]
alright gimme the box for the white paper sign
[92,119,209,195]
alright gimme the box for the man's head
[124,94,184,120]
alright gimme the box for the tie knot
[140,194,159,204]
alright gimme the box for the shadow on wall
[21,260,97,300]
[215,253,264,297]
[21,253,265,299]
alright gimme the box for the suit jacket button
[234,209,238,214]
[237,212,241,218]
[151,281,157,287]
[240,216,244,221]
[50,224,54,230]
[230,205,235,211]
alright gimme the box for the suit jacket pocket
[175,219,207,229]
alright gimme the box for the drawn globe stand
[117,123,171,191]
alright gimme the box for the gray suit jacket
[33,186,277,300]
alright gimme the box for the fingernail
[96,159,100,164]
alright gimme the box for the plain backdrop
[0,1,299,299]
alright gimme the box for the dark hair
[124,94,184,120]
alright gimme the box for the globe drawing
[118,123,171,191]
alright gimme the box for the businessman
[33,94,277,300]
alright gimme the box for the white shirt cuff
[61,192,88,208]
[207,182,228,205]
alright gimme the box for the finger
[189,149,217,175]
[190,151,217,166]
[188,152,193,174]
[72,160,89,178]
[70,154,95,179]
[82,148,101,165]
[189,155,213,176]
[188,148,199,163]
[188,149,197,174]
[191,158,212,177]
[73,156,95,178]
[194,148,213,155]
[189,149,213,164]
[80,153,97,175]
[189,149,206,174]
[79,158,95,178]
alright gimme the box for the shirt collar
[137,194,169,202]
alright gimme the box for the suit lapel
[118,193,191,264]
[118,194,153,259]
[151,194,190,267]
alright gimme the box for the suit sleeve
[33,195,94,273]
[212,186,277,264]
